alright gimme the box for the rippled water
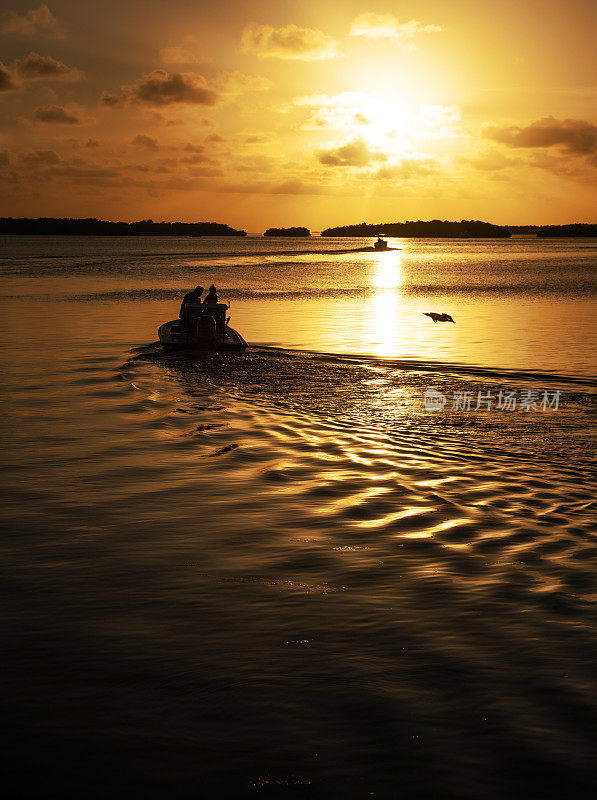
[1,236,596,798]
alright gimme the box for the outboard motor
[191,314,217,348]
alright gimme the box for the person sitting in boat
[203,284,218,305]
[179,285,203,319]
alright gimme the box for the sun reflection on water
[370,246,404,356]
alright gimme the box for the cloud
[0,62,18,91]
[18,148,61,165]
[269,178,326,194]
[464,148,518,171]
[33,104,82,123]
[101,68,268,110]
[131,134,159,151]
[0,150,9,166]
[411,105,463,137]
[158,38,212,66]
[349,13,441,49]
[100,70,218,107]
[296,92,374,130]
[241,23,338,60]
[318,137,387,167]
[13,52,82,81]
[159,46,199,65]
[373,158,435,179]
[214,70,272,94]
[0,4,63,37]
[222,178,328,195]
[296,94,463,140]
[43,165,120,181]
[483,116,597,154]
[527,150,597,181]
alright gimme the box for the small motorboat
[158,302,247,351]
[373,236,389,251]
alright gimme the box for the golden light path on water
[369,245,405,357]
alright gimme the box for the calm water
[1,236,596,798]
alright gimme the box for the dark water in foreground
[1,237,596,798]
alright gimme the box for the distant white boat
[373,236,389,251]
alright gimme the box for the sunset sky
[0,0,595,229]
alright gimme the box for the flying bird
[424,312,455,323]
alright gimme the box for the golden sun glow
[0,1,594,225]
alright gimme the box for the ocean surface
[1,235,596,798]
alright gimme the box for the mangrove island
[321,220,511,238]
[0,218,247,236]
[263,227,311,237]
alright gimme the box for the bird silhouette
[423,312,455,323]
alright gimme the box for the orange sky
[0,0,595,229]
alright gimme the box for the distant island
[321,220,511,238]
[534,224,597,237]
[507,224,597,236]
[263,227,310,237]
[0,218,247,236]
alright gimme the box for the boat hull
[158,319,247,351]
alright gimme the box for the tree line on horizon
[0,218,247,236]
[0,217,595,238]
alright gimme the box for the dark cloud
[188,166,224,178]
[0,4,63,37]
[318,137,387,167]
[0,62,17,91]
[43,165,120,181]
[13,52,82,81]
[19,148,61,165]
[101,70,218,108]
[182,153,213,164]
[483,116,597,154]
[131,134,159,151]
[0,150,10,166]
[33,104,82,124]
[528,151,597,182]
[205,133,225,143]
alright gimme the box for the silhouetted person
[203,284,218,305]
[179,285,203,322]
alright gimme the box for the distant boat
[158,303,247,351]
[373,236,389,251]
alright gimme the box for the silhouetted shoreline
[321,220,511,237]
[1,218,595,238]
[0,218,247,236]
